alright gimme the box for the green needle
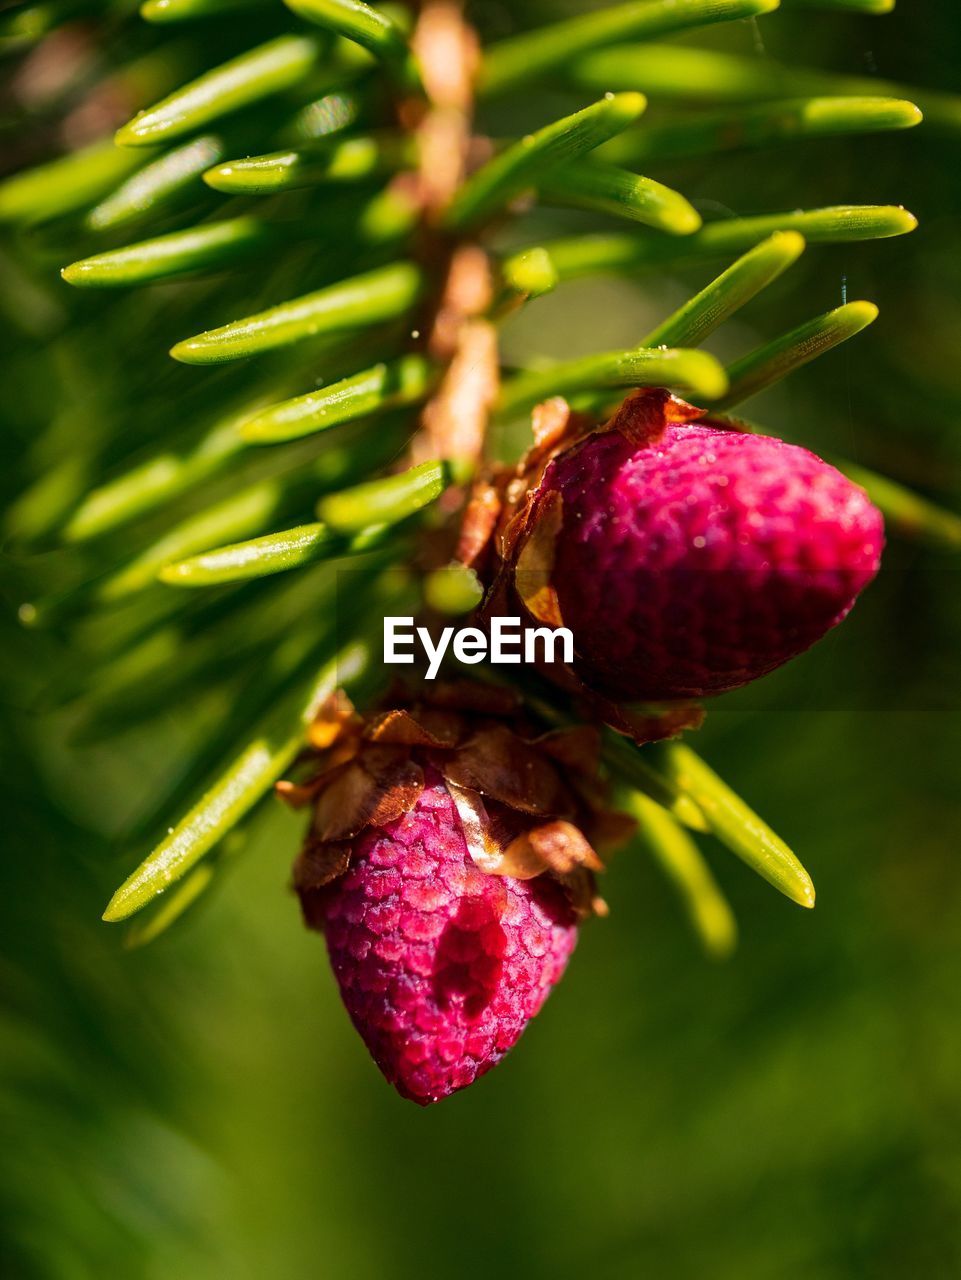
[444,94,647,231]
[481,0,780,95]
[661,743,815,908]
[115,35,323,147]
[170,261,423,364]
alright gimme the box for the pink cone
[537,423,884,700]
[310,770,578,1105]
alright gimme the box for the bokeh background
[3,2,961,1277]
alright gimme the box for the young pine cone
[284,685,630,1105]
[465,390,883,702]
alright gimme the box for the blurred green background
[2,3,961,1277]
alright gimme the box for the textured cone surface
[538,424,884,700]
[310,770,578,1104]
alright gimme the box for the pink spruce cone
[289,688,617,1104]
[313,770,578,1105]
[517,405,884,701]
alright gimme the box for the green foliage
[717,299,879,408]
[3,0,950,946]
[642,231,806,347]
[536,205,917,280]
[444,93,648,230]
[102,640,370,919]
[626,790,738,959]
[204,133,414,193]
[480,0,781,95]
[498,345,729,417]
[114,34,324,145]
[169,260,424,362]
[316,457,454,530]
[283,0,420,89]
[0,139,143,223]
[601,95,922,165]
[62,216,277,286]
[159,520,358,583]
[660,743,815,907]
[239,353,435,442]
[539,160,702,234]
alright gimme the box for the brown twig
[404,0,499,469]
